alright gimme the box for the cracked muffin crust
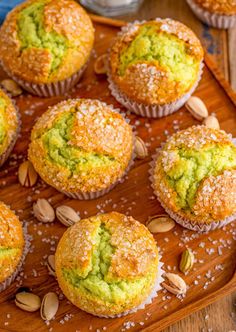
[193,0,236,15]
[109,19,203,107]
[0,0,94,85]
[152,125,236,226]
[0,201,24,284]
[55,212,159,317]
[0,88,20,167]
[28,99,134,196]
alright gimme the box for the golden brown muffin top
[0,201,24,283]
[194,0,236,15]
[56,211,158,281]
[28,99,133,194]
[0,88,19,156]
[109,19,204,106]
[0,0,94,84]
[153,125,236,224]
[55,212,159,316]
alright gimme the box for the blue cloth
[0,1,24,23]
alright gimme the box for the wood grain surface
[0,16,235,332]
[115,2,236,331]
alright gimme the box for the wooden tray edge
[143,270,236,332]
[90,13,236,331]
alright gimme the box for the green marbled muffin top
[55,212,159,317]
[153,125,236,223]
[28,99,133,194]
[0,88,19,158]
[109,19,204,105]
[0,0,94,84]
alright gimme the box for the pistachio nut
[40,292,59,321]
[15,292,41,312]
[46,255,56,277]
[179,248,195,273]
[94,54,108,74]
[134,136,148,159]
[56,205,80,227]
[18,160,38,187]
[185,96,208,121]
[203,115,220,130]
[33,198,55,223]
[1,79,23,97]
[146,215,175,233]
[162,273,187,295]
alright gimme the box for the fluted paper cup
[0,224,31,292]
[108,62,203,118]
[1,62,88,98]
[186,0,236,29]
[149,148,236,233]
[96,255,164,318]
[0,90,21,167]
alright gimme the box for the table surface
[117,0,236,331]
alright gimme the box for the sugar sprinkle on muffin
[108,18,204,118]
[55,211,162,317]
[0,88,20,167]
[28,99,134,199]
[0,0,94,96]
[186,0,236,29]
[0,201,25,291]
[151,125,236,232]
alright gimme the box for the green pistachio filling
[39,112,118,175]
[18,0,67,72]
[62,224,153,303]
[164,144,236,210]
[0,98,7,145]
[119,24,199,88]
[0,247,20,273]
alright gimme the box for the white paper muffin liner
[0,224,31,292]
[149,147,236,233]
[108,62,203,118]
[0,90,21,167]
[186,0,236,29]
[1,61,88,98]
[96,255,164,318]
[59,105,136,200]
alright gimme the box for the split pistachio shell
[18,160,38,187]
[94,54,108,74]
[134,136,148,159]
[185,96,208,121]
[162,273,187,295]
[146,215,175,233]
[15,292,41,312]
[203,115,220,129]
[56,205,80,227]
[179,248,195,273]
[33,198,55,223]
[1,78,23,97]
[46,255,56,277]
[40,292,59,321]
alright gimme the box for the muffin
[187,0,236,29]
[108,18,204,118]
[0,201,25,292]
[0,88,20,167]
[28,99,134,199]
[151,125,236,232]
[0,0,94,97]
[55,212,163,317]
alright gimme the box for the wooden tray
[0,16,236,332]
